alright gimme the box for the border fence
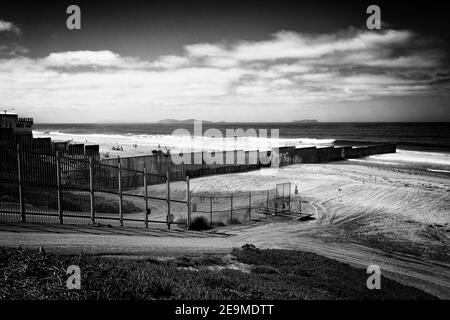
[1,145,302,229]
[0,144,189,229]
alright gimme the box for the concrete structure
[0,114,33,137]
[0,112,100,158]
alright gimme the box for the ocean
[34,122,450,174]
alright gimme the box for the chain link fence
[190,183,296,225]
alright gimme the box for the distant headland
[291,119,318,123]
[158,119,214,124]
[157,119,319,124]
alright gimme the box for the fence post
[56,151,63,224]
[209,196,213,225]
[230,193,233,222]
[143,167,149,228]
[299,197,302,213]
[248,192,252,221]
[118,158,123,227]
[17,144,25,222]
[186,176,191,229]
[166,168,171,230]
[89,157,95,224]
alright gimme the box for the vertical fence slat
[144,167,149,228]
[118,160,123,227]
[248,192,252,221]
[56,152,63,224]
[89,157,95,224]
[186,176,191,229]
[17,144,25,222]
[166,169,171,230]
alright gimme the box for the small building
[0,113,33,137]
[0,112,99,157]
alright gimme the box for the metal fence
[190,182,298,225]
[0,145,188,228]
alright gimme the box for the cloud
[0,28,448,122]
[0,20,21,35]
[42,50,148,69]
[0,43,28,57]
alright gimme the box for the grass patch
[174,218,187,229]
[211,221,226,228]
[1,185,141,213]
[227,218,241,225]
[0,246,435,300]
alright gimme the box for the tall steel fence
[0,145,187,228]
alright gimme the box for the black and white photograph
[0,0,449,313]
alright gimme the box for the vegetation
[0,185,142,214]
[211,221,226,227]
[188,216,211,231]
[227,217,242,225]
[0,246,435,300]
[175,217,230,230]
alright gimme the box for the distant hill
[291,119,318,123]
[157,119,214,124]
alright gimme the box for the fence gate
[275,182,291,214]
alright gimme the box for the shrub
[188,216,211,231]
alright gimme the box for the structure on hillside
[0,113,33,136]
[0,113,34,144]
[0,111,99,157]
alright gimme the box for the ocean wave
[33,130,335,151]
[427,168,450,174]
[369,149,450,166]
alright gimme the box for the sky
[0,0,449,123]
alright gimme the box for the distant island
[158,119,318,124]
[157,119,214,124]
[291,119,318,123]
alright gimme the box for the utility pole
[1,108,15,115]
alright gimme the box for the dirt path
[1,219,449,299]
